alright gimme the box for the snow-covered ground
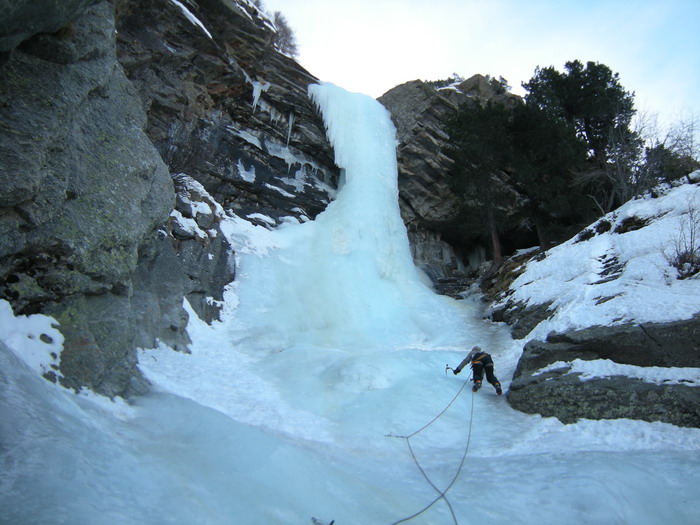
[499,173,700,342]
[2,84,699,525]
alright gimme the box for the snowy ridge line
[174,173,225,218]
[236,0,276,32]
[245,212,276,226]
[535,358,700,385]
[219,213,286,256]
[226,125,262,150]
[236,159,256,182]
[264,182,294,198]
[435,82,463,94]
[170,209,207,241]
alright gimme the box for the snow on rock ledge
[493,179,700,340]
[500,178,700,427]
[507,315,700,428]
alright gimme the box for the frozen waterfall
[224,82,471,350]
[2,83,699,525]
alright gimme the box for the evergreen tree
[444,101,519,266]
[523,60,635,163]
[643,143,699,184]
[445,61,696,261]
[522,60,638,212]
[445,94,592,256]
[509,103,590,246]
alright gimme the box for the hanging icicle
[286,111,295,147]
[251,79,270,112]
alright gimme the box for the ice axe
[445,364,455,375]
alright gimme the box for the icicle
[251,79,270,112]
[286,111,295,147]
[168,0,213,39]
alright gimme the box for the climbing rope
[387,375,476,525]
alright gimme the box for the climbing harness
[387,373,476,525]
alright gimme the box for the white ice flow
[224,82,471,352]
[2,83,700,525]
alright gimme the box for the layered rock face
[115,0,339,225]
[379,76,522,278]
[507,318,700,427]
[0,0,338,397]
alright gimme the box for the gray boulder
[509,371,699,428]
[508,317,700,427]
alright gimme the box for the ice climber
[452,346,502,395]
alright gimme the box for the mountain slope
[490,173,700,426]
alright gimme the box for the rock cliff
[115,0,338,224]
[1,0,177,396]
[0,0,338,397]
[378,75,522,279]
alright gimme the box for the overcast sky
[262,0,699,129]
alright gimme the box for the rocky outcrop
[482,249,553,338]
[511,373,699,428]
[519,320,700,369]
[1,0,333,397]
[115,0,339,226]
[491,300,555,340]
[407,227,466,282]
[0,1,180,396]
[0,0,100,57]
[378,80,461,227]
[378,76,523,278]
[169,174,235,323]
[507,317,700,427]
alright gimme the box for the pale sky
[262,0,699,130]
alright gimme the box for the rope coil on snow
[387,375,476,525]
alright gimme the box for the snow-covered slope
[497,173,700,342]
